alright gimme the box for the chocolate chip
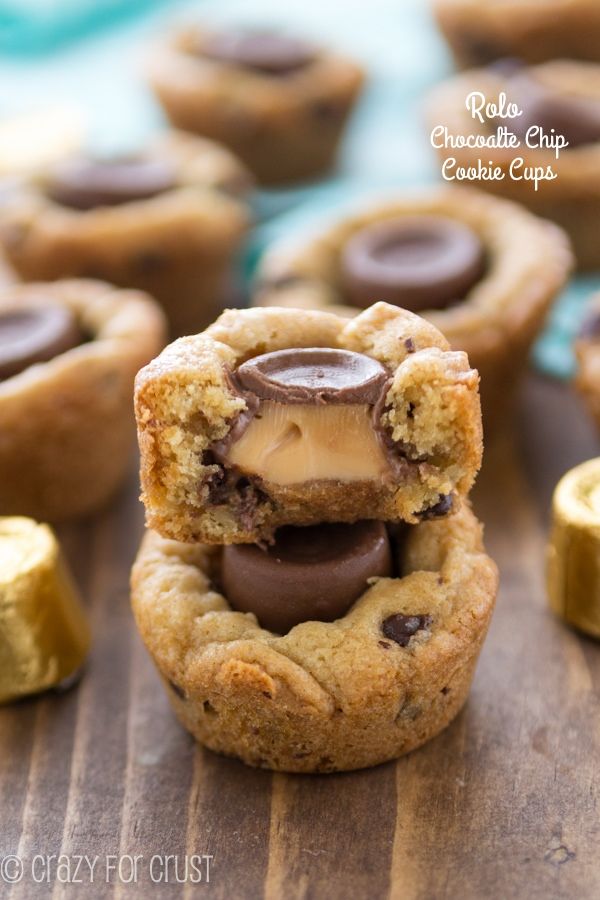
[381,613,432,647]
[441,686,450,695]
[404,337,415,353]
[236,477,268,532]
[417,493,454,520]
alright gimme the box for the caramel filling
[226,402,390,485]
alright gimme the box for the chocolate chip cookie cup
[135,303,482,544]
[427,61,600,269]
[254,187,572,426]
[432,0,600,69]
[131,503,497,772]
[146,26,364,185]
[0,279,165,522]
[0,131,251,336]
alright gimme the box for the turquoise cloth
[0,0,596,377]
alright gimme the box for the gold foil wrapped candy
[0,517,90,703]
[547,458,600,638]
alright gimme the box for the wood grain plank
[52,475,143,900]
[183,749,272,900]
[114,630,196,900]
[265,766,396,900]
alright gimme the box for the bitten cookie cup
[0,131,251,336]
[0,279,165,522]
[432,0,600,68]
[427,62,600,269]
[574,295,600,431]
[146,26,364,185]
[131,504,498,773]
[254,188,572,426]
[135,304,483,544]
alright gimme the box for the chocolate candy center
[341,215,486,312]
[0,303,82,381]
[222,521,392,633]
[505,71,600,149]
[46,157,177,211]
[221,348,394,486]
[201,29,316,75]
[235,347,389,404]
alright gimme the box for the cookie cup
[433,0,600,69]
[0,279,165,521]
[254,187,572,427]
[0,131,251,336]
[131,503,497,773]
[147,26,364,185]
[135,303,483,543]
[427,62,599,269]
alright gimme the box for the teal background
[0,0,596,378]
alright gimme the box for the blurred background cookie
[0,130,252,336]
[0,279,165,521]
[147,24,365,185]
[432,0,600,68]
[427,60,600,270]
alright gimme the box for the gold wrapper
[0,517,90,704]
[547,458,600,638]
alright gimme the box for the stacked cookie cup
[131,302,498,773]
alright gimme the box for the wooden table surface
[1,373,600,900]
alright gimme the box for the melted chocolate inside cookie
[0,303,82,381]
[222,520,392,633]
[213,347,399,487]
[341,215,486,312]
[46,156,177,210]
[201,29,316,75]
